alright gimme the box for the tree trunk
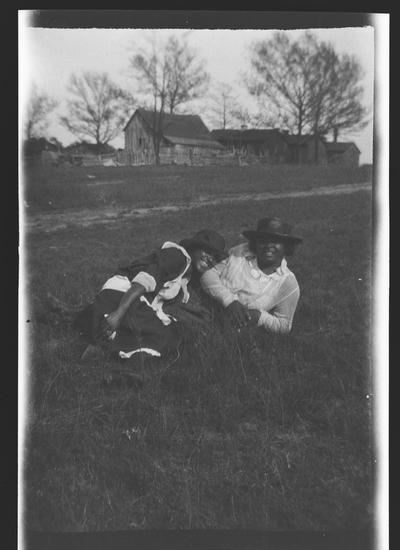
[296,125,302,164]
[314,132,319,164]
[154,112,162,166]
[313,104,321,164]
[153,129,161,165]
[155,145,160,165]
[95,127,101,155]
[296,112,303,164]
[333,127,338,142]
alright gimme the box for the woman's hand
[226,301,250,328]
[226,302,261,329]
[98,282,146,341]
[246,309,261,327]
[100,311,122,339]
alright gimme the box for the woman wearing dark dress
[73,230,228,384]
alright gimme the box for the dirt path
[24,182,372,234]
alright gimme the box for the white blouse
[200,243,300,333]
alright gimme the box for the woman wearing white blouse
[199,217,303,334]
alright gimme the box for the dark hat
[242,217,303,245]
[180,229,228,261]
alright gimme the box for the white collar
[276,257,289,276]
[247,254,289,278]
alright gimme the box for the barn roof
[125,108,224,149]
[211,129,281,144]
[283,134,324,146]
[164,135,225,149]
[64,141,115,154]
[211,129,327,150]
[325,142,360,154]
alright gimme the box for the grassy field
[22,166,374,532]
[22,162,372,213]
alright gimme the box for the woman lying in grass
[73,229,228,383]
[199,217,303,334]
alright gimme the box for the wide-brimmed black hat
[242,217,303,245]
[180,229,228,261]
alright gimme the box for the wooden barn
[123,108,227,166]
[325,142,360,166]
[210,129,289,163]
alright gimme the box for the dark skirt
[73,289,181,357]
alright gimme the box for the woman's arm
[101,282,146,337]
[200,264,236,308]
[257,286,300,334]
[200,264,250,327]
[101,246,188,338]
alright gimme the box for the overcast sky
[20,24,374,163]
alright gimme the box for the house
[211,129,329,164]
[324,142,360,166]
[63,141,116,166]
[210,129,288,163]
[282,134,328,165]
[23,137,60,156]
[22,137,63,165]
[64,141,115,156]
[123,108,227,166]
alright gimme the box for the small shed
[211,129,289,163]
[123,108,227,165]
[325,142,360,166]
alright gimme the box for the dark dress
[73,245,189,358]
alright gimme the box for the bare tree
[61,72,134,153]
[248,31,368,163]
[305,37,369,160]
[204,82,265,131]
[248,32,316,163]
[24,84,58,140]
[207,83,241,129]
[131,39,169,165]
[165,35,209,115]
[230,107,252,129]
[130,33,209,164]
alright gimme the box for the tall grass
[22,162,372,213]
[23,190,374,531]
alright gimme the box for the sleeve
[129,247,187,293]
[131,271,157,293]
[199,260,237,308]
[229,242,249,257]
[257,276,300,334]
